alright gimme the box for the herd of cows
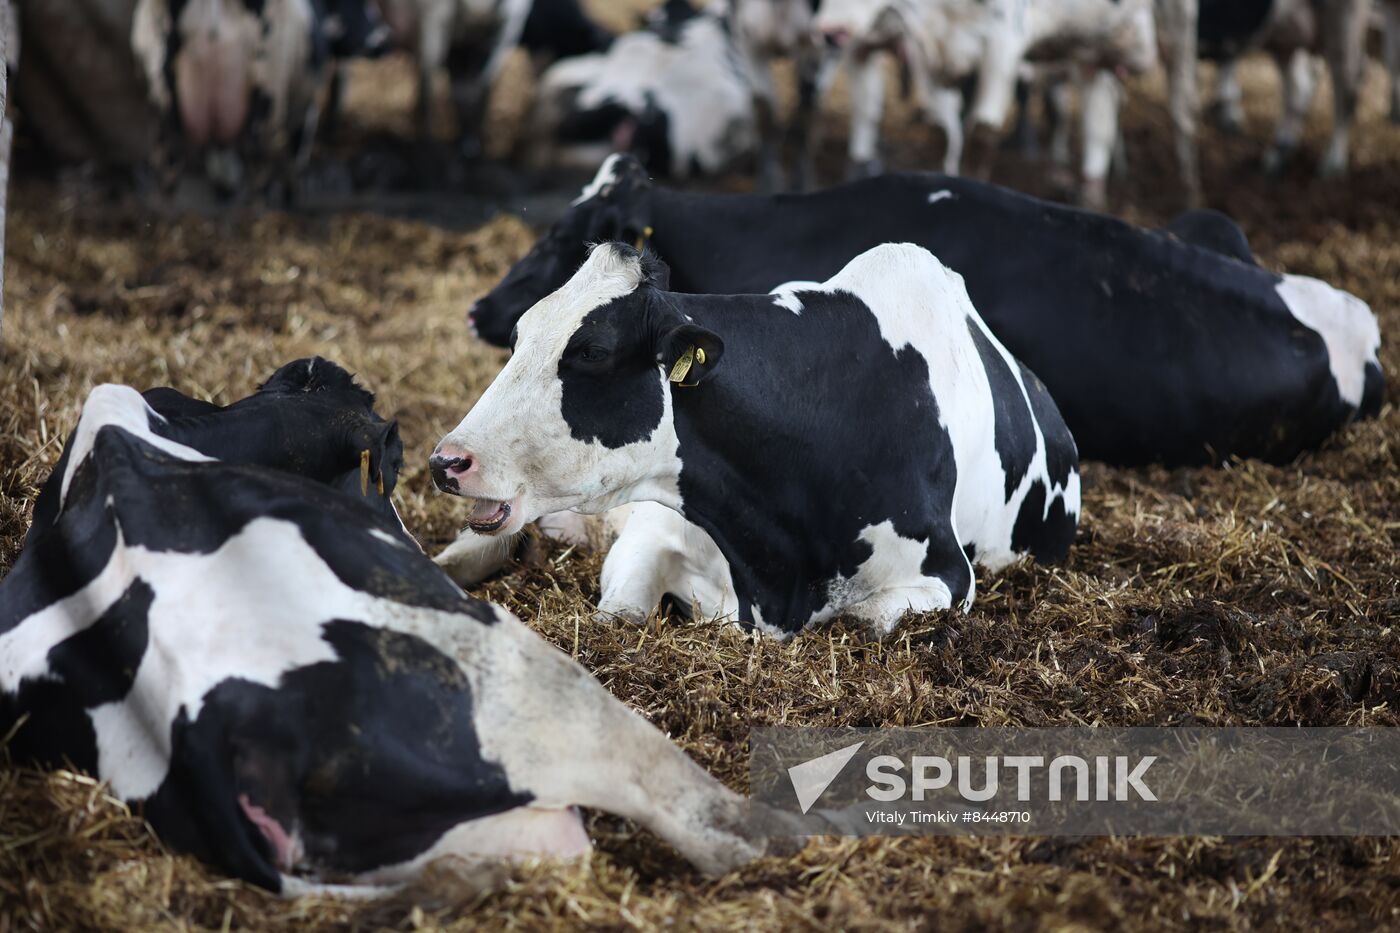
[0,0,1394,906]
[45,0,1395,205]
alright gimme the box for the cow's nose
[467,303,480,335]
[429,447,476,494]
[821,27,849,50]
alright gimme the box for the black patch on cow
[143,620,531,887]
[1164,209,1257,265]
[1011,480,1076,564]
[559,298,667,448]
[1198,0,1275,60]
[0,580,154,774]
[1360,362,1384,419]
[662,288,973,632]
[649,0,703,43]
[966,318,1036,500]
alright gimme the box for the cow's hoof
[846,158,883,181]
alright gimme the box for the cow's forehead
[514,244,646,352]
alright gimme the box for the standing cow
[376,0,532,159]
[433,242,1081,637]
[131,0,387,197]
[1157,0,1374,205]
[469,156,1383,467]
[814,0,1157,205]
[0,361,799,894]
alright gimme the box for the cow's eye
[578,345,610,363]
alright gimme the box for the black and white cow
[131,0,387,195]
[0,362,796,894]
[469,156,1384,467]
[527,0,757,178]
[1156,0,1374,205]
[520,0,614,64]
[376,0,532,159]
[433,242,1080,637]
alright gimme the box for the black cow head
[469,154,653,348]
[435,244,722,536]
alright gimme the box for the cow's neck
[656,293,861,634]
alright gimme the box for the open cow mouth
[463,497,513,533]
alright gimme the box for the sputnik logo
[787,741,865,814]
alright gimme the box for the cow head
[434,244,723,535]
[151,358,405,521]
[469,154,653,348]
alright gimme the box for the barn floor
[3,26,1400,932]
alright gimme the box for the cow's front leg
[469,617,801,875]
[788,50,833,190]
[1155,0,1201,207]
[1207,59,1244,134]
[845,52,886,179]
[435,529,519,586]
[1386,0,1400,123]
[1079,69,1121,210]
[1262,49,1319,176]
[923,84,964,175]
[1316,0,1368,179]
[750,62,786,193]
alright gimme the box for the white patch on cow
[597,502,738,625]
[368,528,411,550]
[440,244,685,530]
[1274,274,1381,409]
[59,385,213,509]
[535,14,756,177]
[571,153,626,205]
[927,189,954,204]
[815,521,959,637]
[768,280,822,313]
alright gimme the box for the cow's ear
[354,420,403,498]
[658,323,724,388]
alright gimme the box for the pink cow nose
[821,26,850,50]
[429,444,477,494]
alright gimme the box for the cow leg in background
[964,21,1028,180]
[1386,0,1400,123]
[844,52,886,179]
[1079,69,1121,210]
[446,41,497,161]
[414,5,452,144]
[787,50,833,191]
[1262,49,1320,175]
[435,530,519,586]
[1155,0,1202,207]
[747,53,786,192]
[1208,58,1244,133]
[926,86,964,175]
[1316,0,1369,179]
[1045,79,1075,193]
[469,615,797,874]
[0,0,11,334]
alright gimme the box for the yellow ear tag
[695,347,706,365]
[359,449,371,496]
[634,226,654,250]
[376,470,386,496]
[668,345,696,385]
